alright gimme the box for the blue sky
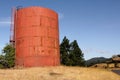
[0,0,120,60]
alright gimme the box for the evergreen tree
[60,36,85,66]
[1,44,15,68]
[70,40,85,66]
[60,36,70,65]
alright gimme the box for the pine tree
[60,36,85,66]
[60,36,70,65]
[70,40,85,66]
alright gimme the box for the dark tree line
[60,36,85,66]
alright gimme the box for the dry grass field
[0,66,120,80]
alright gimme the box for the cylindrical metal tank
[15,6,60,67]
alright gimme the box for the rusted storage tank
[15,6,60,67]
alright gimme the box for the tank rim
[16,6,58,15]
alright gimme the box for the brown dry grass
[0,66,120,80]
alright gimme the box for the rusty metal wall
[15,7,60,67]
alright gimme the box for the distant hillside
[85,57,109,67]
[86,55,120,68]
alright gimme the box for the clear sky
[0,0,120,60]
